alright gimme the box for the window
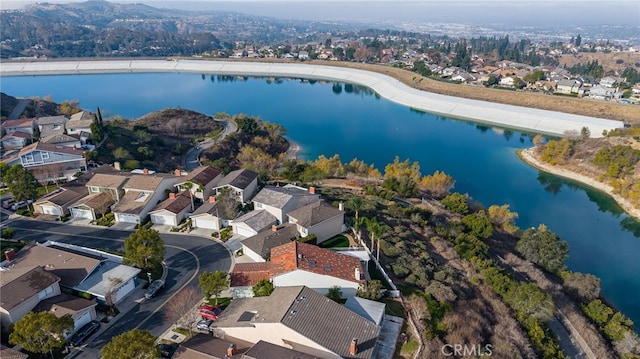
[23,154,34,165]
[38,285,54,299]
[89,186,99,193]
[41,152,49,160]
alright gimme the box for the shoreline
[284,137,302,160]
[0,59,624,138]
[518,147,640,221]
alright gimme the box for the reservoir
[2,72,639,328]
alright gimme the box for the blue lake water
[2,72,639,328]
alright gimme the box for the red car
[199,304,222,321]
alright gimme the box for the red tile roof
[230,262,270,287]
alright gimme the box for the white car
[11,200,32,211]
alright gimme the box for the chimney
[208,196,216,203]
[174,169,181,176]
[113,161,121,171]
[169,193,176,200]
[227,343,237,356]
[5,248,16,262]
[355,267,361,280]
[349,338,358,355]
[339,201,344,211]
[143,168,149,175]
[272,224,278,232]
[309,186,315,194]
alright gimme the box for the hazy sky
[2,0,639,26]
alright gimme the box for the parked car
[199,304,222,321]
[196,318,214,332]
[68,320,100,347]
[157,343,178,358]
[144,279,165,299]
[10,199,32,211]
[1,198,15,209]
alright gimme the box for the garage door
[194,217,219,230]
[74,310,92,331]
[42,206,61,216]
[72,208,93,219]
[151,214,176,226]
[116,213,138,223]
[235,224,256,237]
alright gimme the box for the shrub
[1,227,15,239]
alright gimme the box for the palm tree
[366,217,383,258]
[183,181,195,211]
[352,216,366,242]
[346,195,364,219]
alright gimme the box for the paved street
[3,218,232,358]
[184,119,237,171]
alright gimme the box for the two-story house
[3,142,86,182]
[174,166,222,202]
[286,201,344,244]
[1,118,36,137]
[251,185,320,224]
[112,172,177,224]
[37,115,68,139]
[149,191,193,226]
[211,168,258,203]
[0,131,31,150]
[33,182,88,217]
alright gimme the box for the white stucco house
[211,168,258,203]
[112,172,177,224]
[286,201,344,244]
[251,184,320,224]
[232,209,278,237]
[174,166,222,202]
[149,191,192,226]
[189,197,227,230]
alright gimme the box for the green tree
[487,204,519,233]
[346,195,364,219]
[461,212,494,239]
[90,117,103,143]
[235,115,259,134]
[123,226,165,270]
[562,271,601,302]
[327,286,343,302]
[3,164,38,203]
[540,139,574,165]
[516,225,568,274]
[603,312,634,342]
[507,283,554,322]
[101,329,158,359]
[441,193,469,215]
[198,270,229,305]
[112,147,132,161]
[252,279,274,297]
[366,217,384,261]
[356,280,383,300]
[582,299,614,326]
[9,311,74,359]
[453,233,488,260]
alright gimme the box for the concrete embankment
[0,59,624,137]
[519,148,640,221]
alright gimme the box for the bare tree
[164,286,202,337]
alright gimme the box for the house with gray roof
[149,191,192,226]
[37,115,68,138]
[68,192,114,221]
[241,223,299,262]
[174,166,222,202]
[286,201,344,244]
[556,78,582,95]
[211,286,381,359]
[252,185,320,224]
[2,142,87,182]
[40,133,81,148]
[33,182,88,217]
[1,118,36,136]
[1,131,31,150]
[212,168,258,203]
[35,293,98,332]
[172,333,253,359]
[232,209,278,237]
[190,197,227,230]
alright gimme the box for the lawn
[318,234,349,248]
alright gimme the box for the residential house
[34,293,98,332]
[344,296,386,326]
[556,79,582,95]
[3,142,87,182]
[589,85,623,100]
[211,286,381,359]
[149,191,192,227]
[241,223,299,262]
[2,118,36,136]
[68,192,114,220]
[298,51,309,60]
[286,201,344,244]
[270,241,366,298]
[172,334,253,358]
[212,168,258,203]
[190,197,227,230]
[242,340,320,359]
[33,182,88,217]
[499,76,516,87]
[2,242,141,305]
[599,76,618,88]
[174,166,222,202]
[112,172,177,224]
[0,345,28,359]
[251,185,320,224]
[0,132,31,150]
[40,134,81,148]
[66,111,94,144]
[37,115,67,139]
[85,173,129,203]
[0,264,61,328]
[232,210,278,237]
[451,73,476,83]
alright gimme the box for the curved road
[183,119,237,171]
[5,218,231,355]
